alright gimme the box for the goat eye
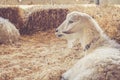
[69,21,74,24]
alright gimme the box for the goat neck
[81,17,112,52]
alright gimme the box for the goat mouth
[56,34,63,37]
[62,31,74,34]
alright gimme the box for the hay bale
[0,17,20,44]
[24,8,69,34]
[0,6,25,34]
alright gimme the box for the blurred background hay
[24,8,68,34]
[0,6,25,34]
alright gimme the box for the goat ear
[73,14,81,21]
[75,15,83,21]
[75,15,81,20]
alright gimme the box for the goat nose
[56,29,58,32]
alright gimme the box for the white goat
[55,12,83,48]
[55,11,120,80]
[0,17,20,44]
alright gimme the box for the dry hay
[24,8,68,34]
[0,6,25,34]
[0,30,82,80]
[0,17,20,44]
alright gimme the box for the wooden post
[95,0,99,5]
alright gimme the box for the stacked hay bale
[0,17,20,44]
[0,6,25,34]
[24,8,68,34]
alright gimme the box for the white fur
[0,17,20,44]
[56,11,120,80]
[62,47,120,80]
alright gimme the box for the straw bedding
[0,5,120,80]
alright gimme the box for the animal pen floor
[0,30,82,80]
[0,4,120,80]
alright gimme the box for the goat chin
[65,32,81,48]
